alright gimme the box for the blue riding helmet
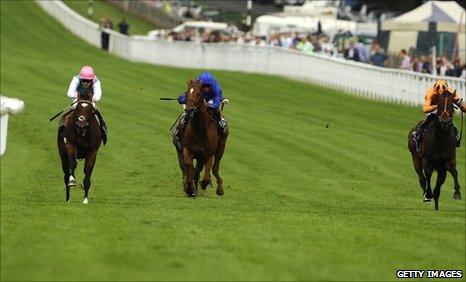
[178,71,223,110]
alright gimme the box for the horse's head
[73,101,95,137]
[435,89,455,130]
[185,79,206,117]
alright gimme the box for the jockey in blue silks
[173,71,228,149]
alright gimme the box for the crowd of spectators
[396,49,465,78]
[155,27,466,78]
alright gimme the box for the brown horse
[173,79,228,197]
[408,91,461,210]
[58,92,102,203]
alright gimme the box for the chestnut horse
[408,91,461,210]
[57,92,102,203]
[173,79,228,197]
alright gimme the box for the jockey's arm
[178,93,187,104]
[66,76,80,99]
[92,80,102,102]
[207,92,221,110]
[422,89,437,113]
[453,90,466,112]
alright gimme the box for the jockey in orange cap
[411,80,466,150]
[59,66,108,144]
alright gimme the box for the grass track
[1,2,465,281]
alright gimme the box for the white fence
[36,0,465,106]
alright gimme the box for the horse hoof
[453,192,461,200]
[83,198,88,204]
[216,189,224,196]
[67,176,77,187]
[201,180,211,190]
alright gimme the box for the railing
[36,0,466,106]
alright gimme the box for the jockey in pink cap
[60,66,107,144]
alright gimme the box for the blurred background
[73,0,466,77]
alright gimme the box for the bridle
[74,100,95,137]
[186,86,206,118]
[437,94,453,129]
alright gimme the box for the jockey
[173,71,228,148]
[411,80,466,150]
[60,66,108,144]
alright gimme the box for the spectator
[369,41,388,67]
[438,56,453,76]
[100,16,113,51]
[412,55,423,72]
[118,18,129,35]
[399,49,411,70]
[452,58,462,77]
[297,36,314,55]
[461,64,466,78]
[421,55,432,74]
[344,39,360,61]
[355,38,368,63]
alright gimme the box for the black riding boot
[412,113,436,151]
[95,109,108,145]
[173,112,187,150]
[213,111,228,135]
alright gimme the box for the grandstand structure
[37,0,465,107]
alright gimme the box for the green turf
[62,0,156,35]
[1,2,465,281]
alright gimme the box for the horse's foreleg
[433,169,447,211]
[201,157,213,190]
[183,148,195,197]
[447,163,461,200]
[66,146,78,188]
[423,164,434,202]
[213,138,226,196]
[82,150,97,204]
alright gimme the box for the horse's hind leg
[66,146,78,188]
[433,169,447,211]
[59,149,71,202]
[201,157,213,190]
[82,150,97,204]
[447,163,461,200]
[213,137,226,196]
[176,148,186,178]
[412,155,426,196]
[423,164,434,202]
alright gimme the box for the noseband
[74,101,95,136]
[438,95,453,128]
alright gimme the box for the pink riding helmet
[78,66,95,80]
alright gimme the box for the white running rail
[37,0,465,106]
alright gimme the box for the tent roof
[391,1,465,23]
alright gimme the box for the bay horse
[173,79,228,197]
[57,91,102,203]
[408,91,461,210]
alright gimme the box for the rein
[460,110,464,146]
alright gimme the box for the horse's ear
[187,79,194,86]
